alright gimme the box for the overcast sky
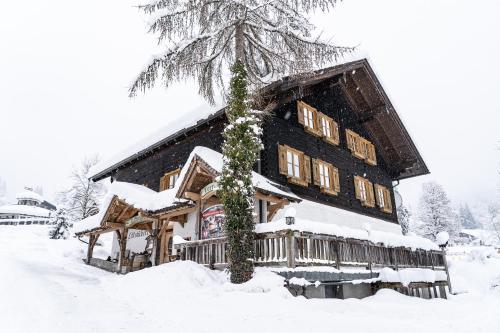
[1,0,499,211]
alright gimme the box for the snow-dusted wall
[173,211,198,241]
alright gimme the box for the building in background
[0,187,57,225]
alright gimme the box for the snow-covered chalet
[0,188,56,226]
[75,58,450,299]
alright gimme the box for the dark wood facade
[261,80,398,222]
[94,59,429,226]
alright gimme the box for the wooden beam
[105,222,124,229]
[255,192,286,204]
[155,205,196,220]
[185,192,200,201]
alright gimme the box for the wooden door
[160,230,174,264]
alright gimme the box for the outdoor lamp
[285,207,296,225]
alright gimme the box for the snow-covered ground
[1,226,499,333]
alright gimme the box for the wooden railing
[175,230,446,271]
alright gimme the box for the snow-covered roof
[105,182,187,212]
[89,102,225,180]
[15,189,43,203]
[0,204,53,218]
[72,182,189,235]
[175,146,300,202]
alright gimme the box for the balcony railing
[175,230,446,271]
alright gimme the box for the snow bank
[377,268,448,286]
[271,198,402,234]
[1,227,500,333]
[256,219,439,251]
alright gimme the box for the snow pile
[256,219,439,251]
[377,268,448,286]
[0,226,499,333]
[271,198,402,234]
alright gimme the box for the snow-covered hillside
[0,225,499,333]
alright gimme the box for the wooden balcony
[175,229,446,272]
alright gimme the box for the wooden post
[334,242,341,270]
[87,234,95,264]
[150,220,159,266]
[286,231,296,268]
[441,247,453,294]
[117,228,128,274]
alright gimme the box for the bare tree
[130,0,351,283]
[58,157,105,223]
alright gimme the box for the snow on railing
[175,229,446,270]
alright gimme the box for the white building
[0,188,57,226]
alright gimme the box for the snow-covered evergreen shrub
[49,209,70,240]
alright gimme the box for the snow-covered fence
[176,230,446,271]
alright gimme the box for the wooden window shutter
[297,102,305,125]
[354,176,361,199]
[384,188,393,213]
[303,155,311,184]
[375,184,383,207]
[332,167,340,193]
[365,142,377,166]
[346,130,356,151]
[366,181,375,207]
[331,119,340,145]
[159,175,169,191]
[278,144,288,175]
[312,158,320,186]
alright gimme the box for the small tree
[417,182,456,242]
[397,204,411,235]
[49,209,70,239]
[58,156,105,223]
[458,203,479,229]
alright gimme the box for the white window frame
[286,151,301,179]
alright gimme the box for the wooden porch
[176,229,447,271]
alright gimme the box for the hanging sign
[201,204,225,239]
[200,182,219,199]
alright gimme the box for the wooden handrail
[174,230,446,270]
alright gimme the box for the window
[318,112,340,145]
[312,158,340,195]
[297,101,321,136]
[345,129,377,165]
[375,184,393,213]
[159,169,181,191]
[278,144,311,186]
[354,176,375,207]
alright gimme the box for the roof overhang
[257,59,429,180]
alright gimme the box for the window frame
[346,129,377,166]
[354,176,375,207]
[159,168,181,191]
[318,112,340,145]
[297,101,321,137]
[278,144,311,187]
[375,184,393,213]
[312,158,340,196]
